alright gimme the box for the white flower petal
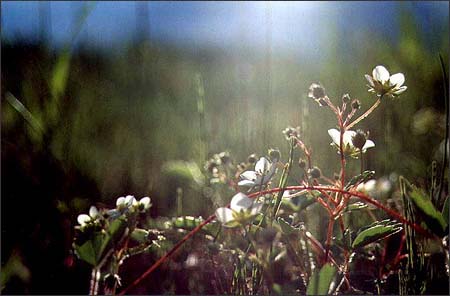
[238,179,256,187]
[365,179,377,192]
[230,192,254,212]
[125,195,137,206]
[116,197,126,207]
[89,206,99,218]
[250,202,263,216]
[343,130,356,146]
[362,139,375,150]
[240,170,257,181]
[255,157,270,174]
[373,65,390,83]
[392,86,407,95]
[365,74,375,87]
[389,73,405,87]
[356,183,365,192]
[77,214,91,225]
[328,129,341,146]
[139,197,151,209]
[215,207,234,224]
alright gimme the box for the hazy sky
[1,1,448,56]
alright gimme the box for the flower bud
[298,158,306,169]
[308,83,326,100]
[351,99,361,110]
[282,126,300,140]
[308,83,328,107]
[268,149,281,161]
[219,151,230,164]
[342,93,351,104]
[308,166,322,179]
[247,153,257,164]
[351,130,368,150]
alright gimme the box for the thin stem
[346,97,382,129]
[338,116,347,207]
[90,268,99,296]
[325,217,335,262]
[360,149,363,174]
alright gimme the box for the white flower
[138,197,151,211]
[357,178,392,198]
[356,179,377,194]
[116,195,138,209]
[112,195,151,215]
[77,206,100,228]
[238,157,277,188]
[215,192,263,227]
[365,65,407,98]
[328,129,375,158]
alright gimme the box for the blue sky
[1,1,448,56]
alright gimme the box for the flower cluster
[77,206,101,229]
[76,195,151,230]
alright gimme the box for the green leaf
[130,228,149,243]
[50,50,71,99]
[108,217,128,243]
[409,188,447,236]
[277,217,298,235]
[343,202,368,213]
[282,191,319,212]
[306,263,337,295]
[352,220,403,250]
[344,170,375,190]
[74,231,110,266]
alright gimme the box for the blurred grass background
[1,1,448,294]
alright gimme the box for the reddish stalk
[294,137,312,169]
[317,188,339,206]
[346,97,382,130]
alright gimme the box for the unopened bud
[308,166,322,179]
[351,99,361,110]
[308,83,326,100]
[219,152,230,164]
[247,154,257,164]
[268,149,281,161]
[298,158,307,169]
[342,93,351,104]
[238,162,246,171]
[351,130,368,150]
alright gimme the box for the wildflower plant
[73,65,449,295]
